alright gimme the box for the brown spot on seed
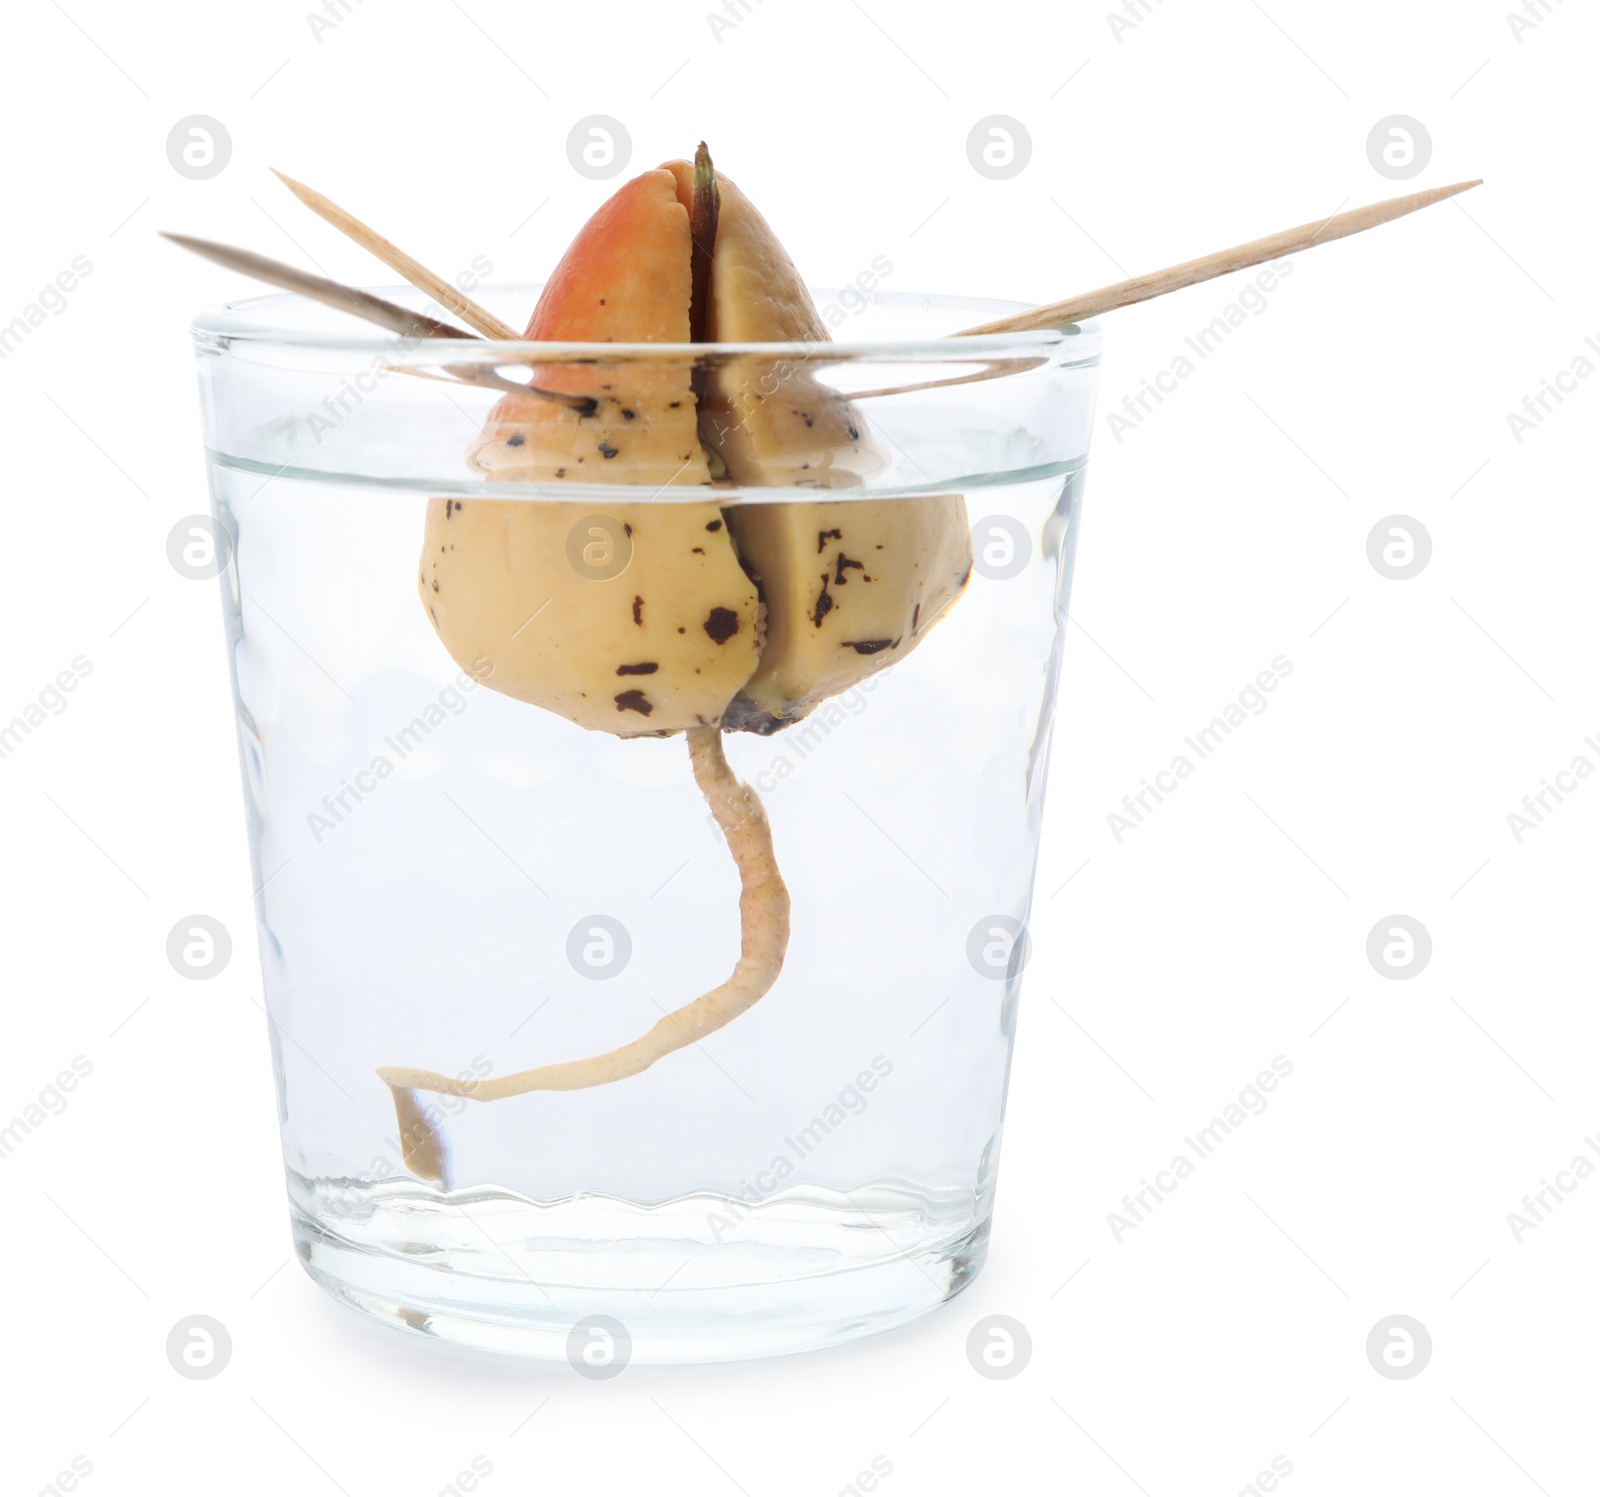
[812,574,834,627]
[842,638,897,655]
[703,607,740,644]
[616,662,659,676]
[614,689,653,715]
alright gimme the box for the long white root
[379,726,789,1180]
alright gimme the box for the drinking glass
[189,287,1100,1363]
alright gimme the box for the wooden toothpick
[162,232,472,341]
[272,169,521,342]
[953,179,1483,336]
[161,232,589,406]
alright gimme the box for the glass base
[289,1177,988,1364]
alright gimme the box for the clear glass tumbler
[190,287,1100,1363]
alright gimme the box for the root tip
[384,1080,450,1186]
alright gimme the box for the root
[380,726,789,1181]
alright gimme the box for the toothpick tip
[272,168,324,205]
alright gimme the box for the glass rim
[190,285,1102,366]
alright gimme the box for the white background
[2,0,1596,1492]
